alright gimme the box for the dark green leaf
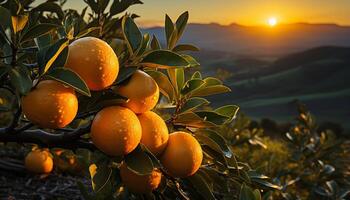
[215,105,239,123]
[109,0,143,16]
[179,97,209,113]
[239,183,257,200]
[195,111,229,125]
[251,179,282,190]
[9,67,32,95]
[136,33,150,56]
[181,79,205,95]
[191,85,231,97]
[175,68,184,92]
[124,145,154,175]
[150,34,161,50]
[141,50,189,69]
[34,33,52,49]
[122,16,142,54]
[75,27,100,39]
[50,46,68,69]
[98,0,109,13]
[46,67,91,97]
[186,173,215,200]
[33,2,64,20]
[165,14,174,47]
[90,164,113,193]
[195,129,233,158]
[83,0,98,13]
[174,112,216,128]
[182,54,200,67]
[0,6,11,31]
[0,65,10,79]
[191,71,202,80]
[175,11,189,41]
[116,66,138,84]
[40,38,69,73]
[147,70,174,101]
[173,44,199,52]
[20,23,59,43]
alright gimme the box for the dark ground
[0,145,91,200]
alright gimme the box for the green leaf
[195,129,233,158]
[46,68,91,97]
[109,0,143,16]
[150,34,161,50]
[141,50,189,69]
[0,6,11,31]
[191,85,231,97]
[49,46,69,69]
[181,79,205,95]
[122,16,142,54]
[0,65,10,79]
[41,38,69,74]
[203,77,223,86]
[83,0,98,13]
[253,189,262,200]
[116,66,138,84]
[98,0,109,13]
[147,70,174,101]
[215,105,239,123]
[137,33,150,56]
[239,183,258,200]
[182,54,200,67]
[89,164,113,193]
[174,112,216,128]
[195,111,229,125]
[9,67,32,95]
[191,71,202,80]
[179,97,209,113]
[20,23,59,43]
[251,179,282,190]
[11,14,28,33]
[175,11,189,41]
[124,145,154,175]
[33,2,64,20]
[165,14,174,48]
[186,173,215,200]
[167,28,178,50]
[173,44,199,52]
[175,68,184,92]
[75,27,100,39]
[34,33,52,49]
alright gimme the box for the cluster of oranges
[23,37,203,194]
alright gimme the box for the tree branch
[0,123,95,150]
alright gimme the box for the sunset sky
[53,0,350,27]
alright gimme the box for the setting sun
[268,17,278,27]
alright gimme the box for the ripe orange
[115,70,159,114]
[25,149,54,174]
[119,162,162,194]
[137,111,168,156]
[91,106,142,156]
[21,80,78,129]
[65,37,119,91]
[160,131,203,178]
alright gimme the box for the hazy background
[38,0,350,132]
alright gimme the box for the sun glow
[268,17,278,27]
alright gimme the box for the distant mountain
[145,23,350,57]
[211,46,350,131]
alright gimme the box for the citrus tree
[0,0,282,199]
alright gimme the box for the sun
[268,17,278,27]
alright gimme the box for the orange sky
[50,0,350,27]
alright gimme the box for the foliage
[230,104,350,200]
[0,0,280,199]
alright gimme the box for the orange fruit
[65,37,119,91]
[137,111,168,156]
[21,80,78,129]
[115,70,159,114]
[160,131,203,178]
[91,106,142,156]
[120,162,162,194]
[25,149,54,174]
